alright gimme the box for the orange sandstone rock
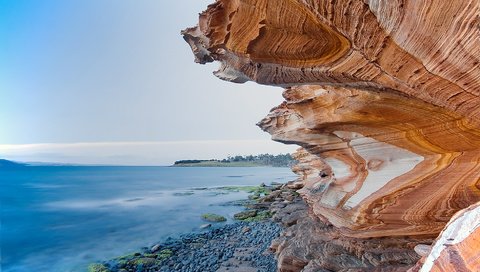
[183,0,480,270]
[258,85,480,238]
[410,202,480,272]
[183,0,480,238]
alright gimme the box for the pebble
[200,223,212,229]
[94,185,300,272]
[150,244,160,252]
[414,244,432,257]
[104,221,281,272]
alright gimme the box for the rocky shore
[95,221,281,272]
[88,180,436,272]
[89,183,301,272]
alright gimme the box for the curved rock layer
[259,85,480,238]
[409,202,480,272]
[270,195,434,272]
[183,0,480,239]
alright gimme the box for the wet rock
[150,244,160,253]
[234,210,258,220]
[201,213,227,222]
[242,227,251,233]
[200,224,212,229]
[87,263,110,272]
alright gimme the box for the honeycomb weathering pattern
[182,0,480,254]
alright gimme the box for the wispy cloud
[0,140,298,166]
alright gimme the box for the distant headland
[172,154,295,167]
[0,159,27,167]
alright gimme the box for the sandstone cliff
[183,0,480,271]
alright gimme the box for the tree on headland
[173,153,295,167]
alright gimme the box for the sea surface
[0,166,296,272]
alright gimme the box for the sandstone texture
[270,190,433,272]
[183,0,480,270]
[410,202,480,272]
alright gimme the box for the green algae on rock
[87,263,110,272]
[201,213,227,222]
[234,210,258,220]
[242,211,273,222]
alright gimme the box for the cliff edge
[183,0,480,271]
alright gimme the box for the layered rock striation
[412,202,480,272]
[183,0,480,270]
[259,84,480,238]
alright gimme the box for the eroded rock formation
[410,202,480,272]
[183,0,480,270]
[258,85,480,238]
[270,193,434,272]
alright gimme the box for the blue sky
[0,0,296,165]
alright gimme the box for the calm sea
[0,166,296,272]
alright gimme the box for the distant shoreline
[1,153,295,168]
[172,154,295,168]
[170,161,275,167]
